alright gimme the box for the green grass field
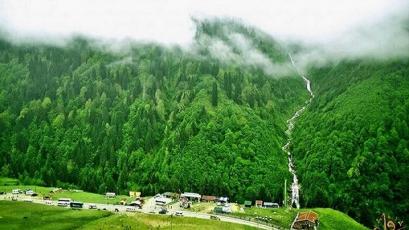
[231,207,368,230]
[0,177,134,204]
[0,201,257,230]
[0,178,368,230]
[0,201,111,230]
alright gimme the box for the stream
[282,54,314,209]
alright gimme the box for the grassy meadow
[0,201,257,230]
[231,207,368,230]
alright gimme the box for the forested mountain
[292,59,409,225]
[1,17,408,228]
[0,20,308,203]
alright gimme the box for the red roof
[296,211,319,223]
[201,195,216,201]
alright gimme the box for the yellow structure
[129,191,141,198]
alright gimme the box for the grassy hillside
[0,201,257,230]
[80,213,257,230]
[231,207,367,230]
[292,59,409,226]
[0,201,111,230]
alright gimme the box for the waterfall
[282,53,314,209]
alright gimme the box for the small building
[129,191,141,198]
[217,197,229,206]
[155,196,172,206]
[263,202,279,208]
[291,211,319,230]
[244,200,252,207]
[12,189,22,195]
[180,192,201,202]
[201,195,217,202]
[255,200,263,207]
[106,192,116,198]
[180,197,191,209]
[163,192,179,200]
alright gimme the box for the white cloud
[0,0,408,71]
[0,0,406,44]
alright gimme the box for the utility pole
[284,179,287,208]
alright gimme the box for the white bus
[57,198,72,207]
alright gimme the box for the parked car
[129,201,142,209]
[210,215,220,221]
[88,204,97,209]
[44,200,53,205]
[126,207,137,212]
[12,189,22,195]
[175,211,183,216]
[23,198,33,202]
[159,208,168,214]
[25,190,35,196]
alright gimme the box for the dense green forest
[0,20,308,203]
[1,17,408,228]
[292,60,409,225]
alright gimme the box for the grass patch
[80,213,258,230]
[0,177,19,186]
[0,200,111,230]
[0,201,257,230]
[230,207,368,230]
[0,178,133,205]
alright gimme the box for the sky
[0,0,406,44]
[0,0,408,70]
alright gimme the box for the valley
[0,17,408,229]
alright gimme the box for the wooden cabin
[201,195,217,202]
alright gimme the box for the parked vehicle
[129,200,142,209]
[210,215,220,220]
[88,204,97,209]
[23,198,33,202]
[12,189,21,195]
[57,198,72,207]
[44,200,53,205]
[70,201,83,209]
[175,211,183,216]
[126,207,137,212]
[159,207,168,214]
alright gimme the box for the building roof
[218,197,228,202]
[163,192,178,197]
[263,202,279,206]
[181,192,201,198]
[202,195,216,201]
[244,200,252,205]
[255,200,263,204]
[296,211,319,223]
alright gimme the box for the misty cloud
[0,0,408,73]
[196,32,293,76]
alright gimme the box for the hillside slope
[292,59,409,226]
[0,20,308,203]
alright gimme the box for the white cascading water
[282,53,314,209]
